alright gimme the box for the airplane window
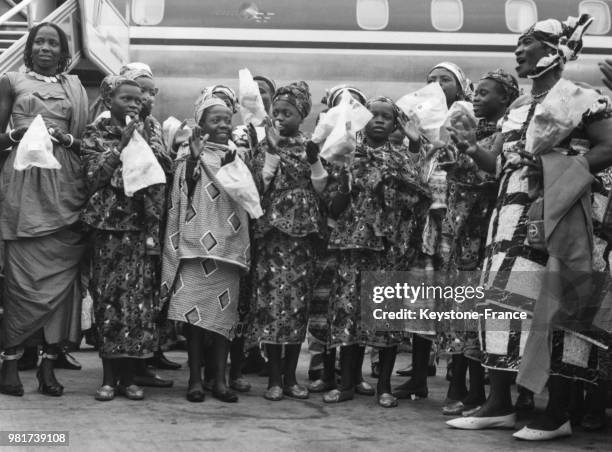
[131,0,165,26]
[356,0,389,30]
[431,0,464,32]
[580,1,611,35]
[505,0,538,33]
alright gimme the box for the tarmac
[0,347,610,452]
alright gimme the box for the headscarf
[200,84,238,113]
[194,88,230,124]
[365,95,401,127]
[273,81,312,118]
[119,62,154,80]
[480,69,520,104]
[323,84,367,108]
[428,62,474,101]
[253,75,276,96]
[520,14,594,78]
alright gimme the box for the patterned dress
[250,132,326,345]
[81,118,170,359]
[326,135,431,347]
[161,144,251,340]
[480,85,612,383]
[439,120,499,360]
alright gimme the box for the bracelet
[8,129,19,144]
[65,134,74,148]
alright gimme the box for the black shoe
[212,387,238,403]
[392,380,428,399]
[148,351,181,370]
[396,365,412,377]
[36,367,63,397]
[55,351,82,371]
[186,382,205,403]
[0,383,24,397]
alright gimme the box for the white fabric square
[562,332,592,368]
[485,318,511,355]
[504,168,528,194]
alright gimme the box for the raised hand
[189,126,209,159]
[9,126,28,142]
[246,122,259,150]
[599,59,612,91]
[221,149,237,166]
[305,140,320,164]
[118,120,139,152]
[264,116,281,154]
[397,109,422,143]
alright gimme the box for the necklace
[27,70,59,83]
[530,88,550,100]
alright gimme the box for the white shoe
[446,413,516,430]
[512,420,572,441]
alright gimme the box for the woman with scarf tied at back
[250,81,328,402]
[0,22,89,398]
[394,61,474,402]
[439,69,520,417]
[447,15,612,441]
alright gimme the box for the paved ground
[0,347,610,452]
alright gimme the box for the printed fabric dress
[81,117,171,359]
[250,132,327,345]
[326,134,431,348]
[439,120,499,360]
[480,84,611,384]
[161,143,251,339]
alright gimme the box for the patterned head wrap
[480,69,520,104]
[102,75,140,103]
[194,88,231,124]
[253,75,276,96]
[119,62,154,80]
[365,96,401,127]
[273,81,312,118]
[519,14,594,78]
[199,84,238,114]
[428,62,474,101]
[323,84,367,108]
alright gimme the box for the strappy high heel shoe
[36,353,64,397]
[0,350,24,397]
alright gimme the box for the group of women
[0,14,611,443]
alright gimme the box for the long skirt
[251,230,316,345]
[1,228,84,349]
[481,166,600,382]
[167,258,240,340]
[90,230,161,359]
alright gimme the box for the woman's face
[199,105,232,144]
[272,99,302,137]
[109,84,142,122]
[473,79,506,120]
[427,68,461,107]
[515,34,553,78]
[365,101,395,143]
[31,26,61,74]
[135,76,158,116]
[257,80,273,113]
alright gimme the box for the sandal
[212,387,238,403]
[95,385,115,402]
[264,385,283,401]
[378,393,398,408]
[323,388,354,403]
